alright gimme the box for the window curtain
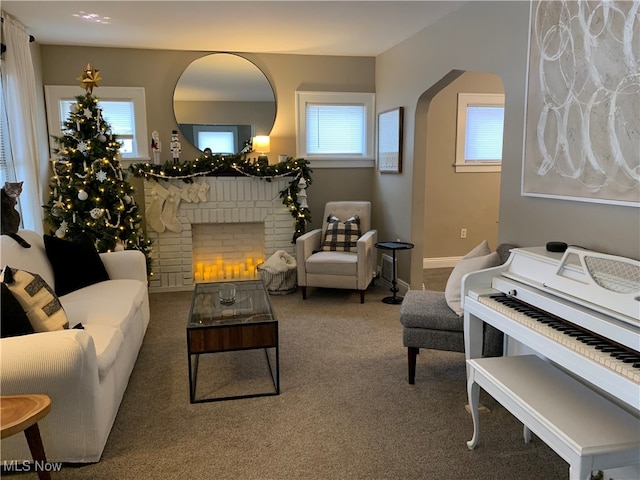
[1,13,43,232]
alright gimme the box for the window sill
[307,158,375,169]
[454,163,501,173]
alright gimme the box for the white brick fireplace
[144,176,296,291]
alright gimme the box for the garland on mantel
[128,154,313,242]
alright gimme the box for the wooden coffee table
[1,394,53,479]
[186,280,279,403]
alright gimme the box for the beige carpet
[39,283,569,480]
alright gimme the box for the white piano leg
[466,368,481,450]
[523,425,531,444]
[464,312,484,359]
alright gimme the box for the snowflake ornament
[96,170,108,182]
[77,141,88,153]
[83,108,93,118]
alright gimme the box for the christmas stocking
[189,183,200,203]
[162,184,183,232]
[197,181,210,202]
[180,183,193,203]
[146,183,169,232]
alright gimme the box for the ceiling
[1,1,467,56]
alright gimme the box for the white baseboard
[423,256,461,269]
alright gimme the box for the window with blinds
[296,91,375,167]
[455,93,505,173]
[45,86,149,162]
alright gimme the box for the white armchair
[296,201,377,303]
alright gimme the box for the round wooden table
[1,394,53,479]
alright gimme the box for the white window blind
[464,106,504,161]
[305,104,365,155]
[296,91,375,167]
[455,92,504,173]
[60,99,136,154]
[197,131,235,154]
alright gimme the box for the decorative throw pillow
[445,241,501,316]
[321,214,361,252]
[1,266,69,332]
[44,235,110,296]
[1,282,35,338]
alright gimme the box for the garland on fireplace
[128,155,313,242]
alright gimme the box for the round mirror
[173,53,276,154]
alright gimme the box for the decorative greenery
[128,154,313,242]
[43,84,153,274]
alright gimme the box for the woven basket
[257,265,297,295]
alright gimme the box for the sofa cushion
[306,251,358,276]
[321,214,361,252]
[44,235,110,297]
[82,323,125,380]
[1,266,69,332]
[1,283,35,338]
[60,279,146,337]
[400,290,463,331]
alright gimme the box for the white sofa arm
[100,249,148,284]
[1,330,99,394]
[357,229,378,289]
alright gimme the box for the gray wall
[375,1,639,288]
[38,46,375,232]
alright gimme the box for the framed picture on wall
[377,107,403,173]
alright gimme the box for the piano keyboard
[479,294,640,384]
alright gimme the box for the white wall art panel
[522,0,639,206]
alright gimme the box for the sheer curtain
[1,13,43,232]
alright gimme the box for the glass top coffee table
[186,280,279,403]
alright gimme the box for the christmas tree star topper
[77,63,102,93]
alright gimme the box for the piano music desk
[466,355,640,480]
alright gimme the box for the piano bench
[466,355,640,480]
[400,290,503,384]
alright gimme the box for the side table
[1,394,53,479]
[375,241,414,304]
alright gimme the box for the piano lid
[501,247,640,327]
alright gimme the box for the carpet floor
[18,282,570,479]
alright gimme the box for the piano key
[479,295,640,384]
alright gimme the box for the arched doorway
[410,70,505,287]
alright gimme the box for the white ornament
[123,194,132,204]
[96,170,108,182]
[77,141,88,153]
[99,134,107,142]
[83,108,93,118]
[78,190,89,201]
[90,208,103,219]
[55,228,65,238]
[114,242,125,252]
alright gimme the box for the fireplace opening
[192,222,265,282]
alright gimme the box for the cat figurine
[1,181,31,248]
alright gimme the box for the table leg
[24,423,51,480]
[382,249,403,304]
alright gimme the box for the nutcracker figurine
[170,130,181,164]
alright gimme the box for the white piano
[462,246,640,480]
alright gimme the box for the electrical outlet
[460,228,467,239]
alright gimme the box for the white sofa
[0,230,150,463]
